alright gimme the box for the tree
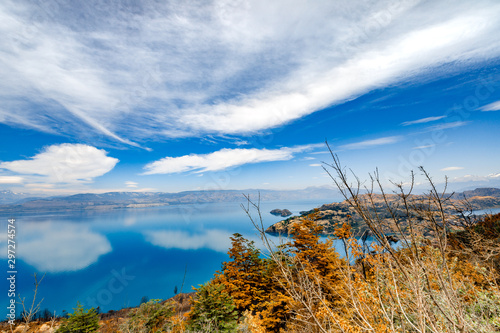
[214,233,269,314]
[280,211,349,332]
[319,144,500,332]
[186,282,238,332]
[243,199,351,332]
[56,303,99,333]
[18,273,45,328]
[214,232,290,331]
[121,299,174,333]
[243,142,500,332]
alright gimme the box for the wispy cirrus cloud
[339,136,402,150]
[425,121,468,132]
[441,166,464,171]
[480,100,500,111]
[402,116,446,126]
[413,144,436,149]
[142,145,319,175]
[0,0,499,145]
[0,143,118,183]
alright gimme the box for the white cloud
[143,145,318,175]
[144,229,232,252]
[425,121,468,131]
[125,181,138,188]
[309,164,322,167]
[0,1,499,143]
[402,116,446,126]
[0,143,118,183]
[441,166,464,171]
[480,101,500,111]
[310,151,331,155]
[452,173,500,182]
[0,176,23,184]
[413,144,435,149]
[340,136,401,150]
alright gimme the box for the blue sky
[0,0,500,195]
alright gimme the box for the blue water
[0,199,336,316]
[467,207,500,216]
[4,200,494,317]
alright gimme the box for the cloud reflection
[5,222,111,273]
[144,229,233,252]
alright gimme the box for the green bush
[56,303,99,333]
[121,299,174,333]
[465,291,500,331]
[187,282,238,332]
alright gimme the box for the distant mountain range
[1,187,498,214]
[0,190,42,205]
[451,187,500,199]
[0,186,342,213]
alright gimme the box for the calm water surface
[3,201,496,316]
[0,199,336,316]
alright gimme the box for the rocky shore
[266,189,500,236]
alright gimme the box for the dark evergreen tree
[56,303,99,333]
[187,282,238,332]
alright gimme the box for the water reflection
[144,229,233,252]
[15,222,111,272]
[0,199,332,314]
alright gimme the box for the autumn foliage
[8,154,500,333]
[181,156,500,332]
[180,199,500,332]
[120,155,500,332]
[53,189,500,332]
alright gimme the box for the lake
[466,207,500,216]
[0,198,337,316]
[2,200,498,317]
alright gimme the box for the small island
[270,208,293,217]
